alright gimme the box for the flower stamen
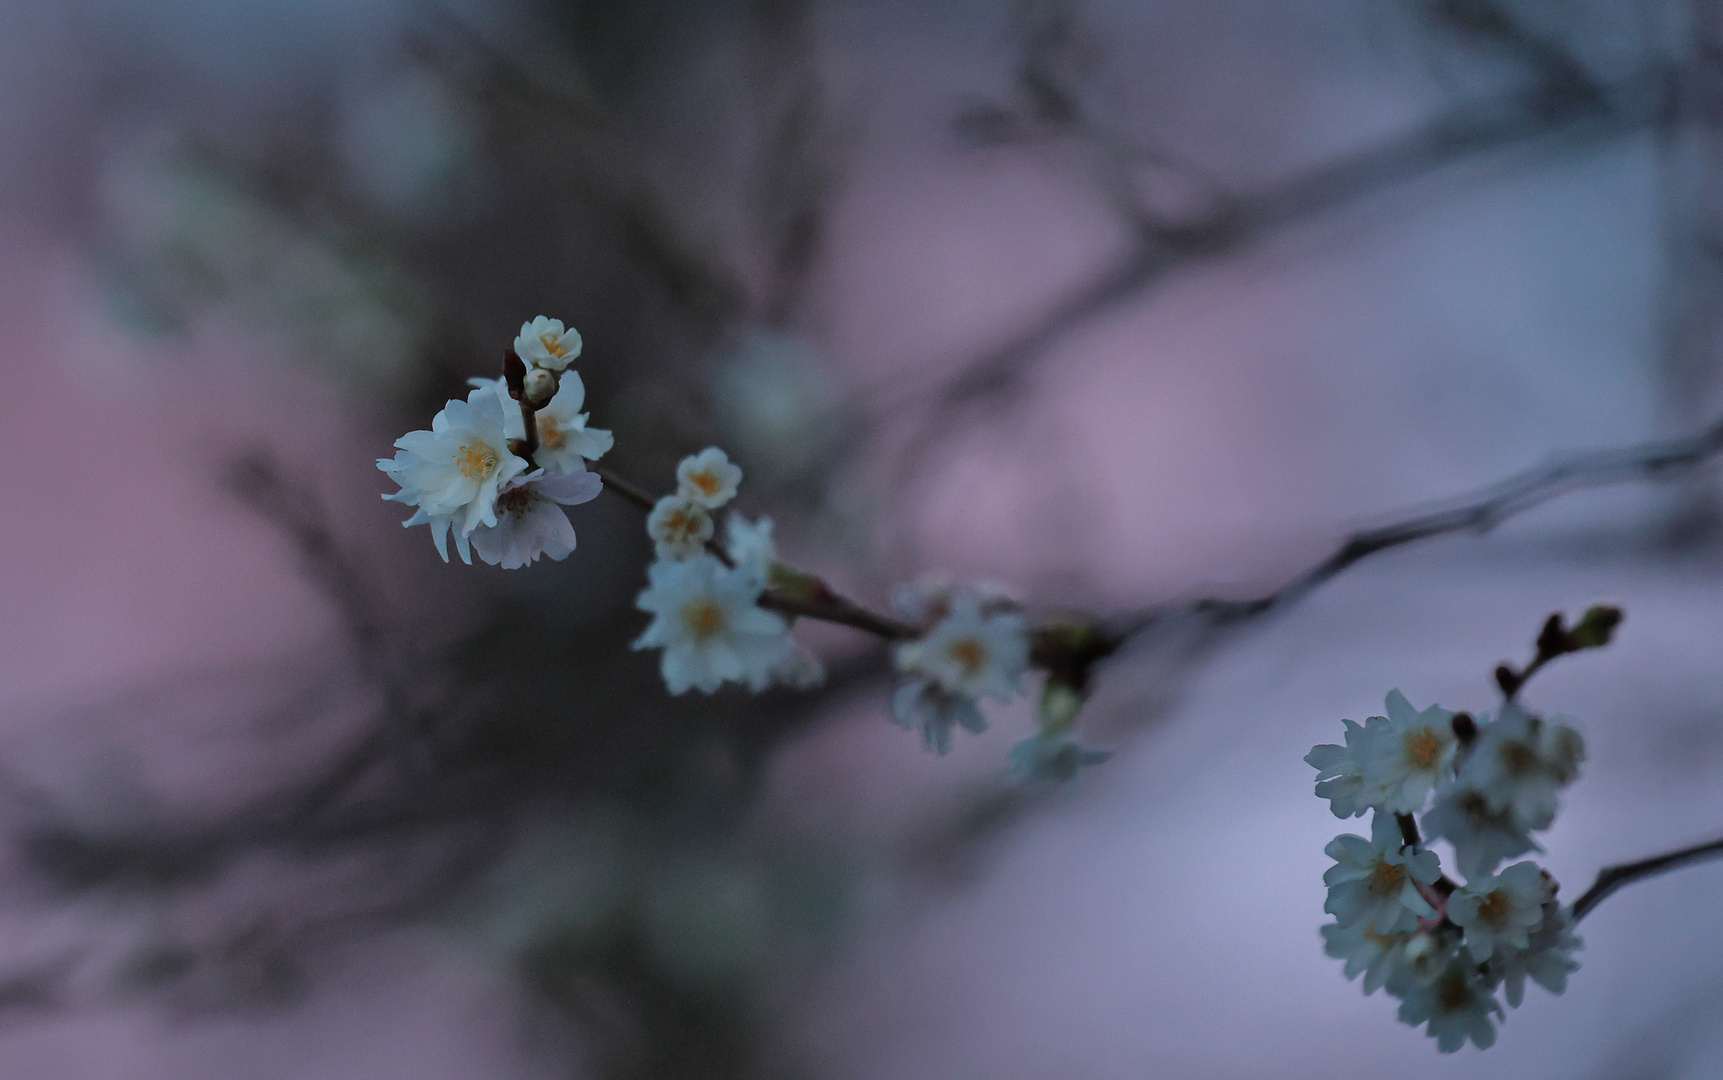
[456,441,499,480]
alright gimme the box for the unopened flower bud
[1567,604,1623,650]
[524,367,558,407]
[1038,679,1083,733]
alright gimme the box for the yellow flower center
[540,333,566,356]
[1500,740,1538,776]
[457,440,499,480]
[1475,889,1511,927]
[946,637,988,677]
[538,415,566,450]
[1404,728,1442,771]
[688,469,722,497]
[1368,860,1407,896]
[680,599,726,641]
[662,506,700,539]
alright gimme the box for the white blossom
[531,371,614,474]
[769,642,826,690]
[891,573,1017,625]
[396,506,470,564]
[1491,903,1582,1007]
[467,372,613,475]
[1447,861,1550,963]
[467,470,602,569]
[1459,703,1584,831]
[514,315,582,372]
[1422,781,1541,880]
[676,447,743,508]
[1323,812,1442,935]
[379,387,528,539]
[1394,959,1503,1052]
[891,680,987,754]
[1306,716,1390,819]
[1368,690,1458,814]
[1393,928,1459,987]
[632,553,798,694]
[1307,691,1456,819]
[648,496,714,561]
[466,376,527,441]
[722,513,823,685]
[1008,732,1111,784]
[1320,920,1406,995]
[891,589,1029,754]
[724,513,778,584]
[894,592,1028,702]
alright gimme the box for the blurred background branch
[1,1,1721,1077]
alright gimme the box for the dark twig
[1572,833,1723,922]
[1105,414,1723,644]
[225,453,441,825]
[1419,0,1604,104]
[757,585,918,640]
[591,464,659,513]
[1493,606,1623,699]
[610,413,1723,688]
[1395,812,1422,848]
[503,349,539,468]
[881,56,1687,441]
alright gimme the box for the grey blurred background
[0,0,1720,1077]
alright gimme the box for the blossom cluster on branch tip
[1308,690,1585,1052]
[378,317,610,567]
[376,321,1118,782]
[632,449,823,694]
[887,577,1030,754]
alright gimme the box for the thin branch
[757,587,918,640]
[595,462,904,629]
[1418,0,1604,103]
[1106,414,1723,643]
[225,453,422,818]
[878,56,1687,438]
[594,464,739,568]
[606,413,1723,680]
[591,464,659,513]
[1572,833,1723,922]
[409,12,751,329]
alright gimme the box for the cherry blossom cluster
[887,577,1027,752]
[1308,690,1585,1052]
[378,318,1117,779]
[377,317,611,567]
[632,447,823,694]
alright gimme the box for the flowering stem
[1570,832,1723,923]
[504,349,539,467]
[592,463,1125,682]
[1395,812,1421,848]
[591,464,658,512]
[757,585,918,639]
[1494,607,1622,700]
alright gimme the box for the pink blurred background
[0,1,1719,1077]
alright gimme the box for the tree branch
[879,56,1687,438]
[1105,414,1723,644]
[603,412,1723,691]
[591,463,659,513]
[1572,833,1723,922]
[757,585,918,640]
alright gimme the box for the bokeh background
[0,0,1720,1077]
